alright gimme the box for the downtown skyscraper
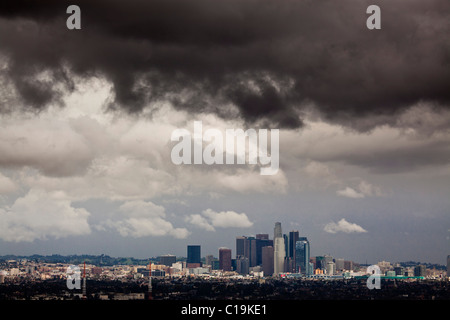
[295,237,310,275]
[273,222,285,275]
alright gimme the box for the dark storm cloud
[0,0,450,129]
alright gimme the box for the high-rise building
[159,254,176,267]
[274,222,282,239]
[237,235,272,267]
[335,258,344,271]
[219,248,232,271]
[256,238,273,266]
[187,245,201,268]
[283,234,289,261]
[236,236,254,266]
[288,231,299,260]
[315,256,325,270]
[295,237,310,275]
[262,246,274,276]
[326,261,335,275]
[236,236,246,258]
[248,237,257,267]
[274,222,285,275]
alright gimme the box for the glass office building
[295,237,310,276]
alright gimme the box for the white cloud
[184,214,216,231]
[0,189,91,242]
[0,172,17,194]
[357,180,384,197]
[337,180,384,199]
[336,187,365,199]
[100,200,190,239]
[324,218,367,234]
[186,208,254,231]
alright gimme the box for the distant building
[91,267,103,275]
[236,236,256,267]
[236,256,250,275]
[219,248,232,271]
[237,235,272,267]
[326,261,335,276]
[236,236,246,258]
[414,265,426,277]
[187,245,201,268]
[211,259,220,270]
[159,254,176,267]
[394,266,405,276]
[288,231,299,260]
[205,255,215,266]
[386,270,396,277]
[344,260,353,271]
[335,258,345,271]
[262,246,274,276]
[274,222,285,275]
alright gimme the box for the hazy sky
[0,0,449,265]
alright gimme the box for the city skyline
[0,0,450,267]
[1,220,446,269]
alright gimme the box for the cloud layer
[100,200,190,239]
[1,0,449,130]
[0,189,91,242]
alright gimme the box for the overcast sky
[0,0,449,265]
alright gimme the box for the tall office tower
[288,231,299,260]
[262,246,274,276]
[326,261,335,275]
[236,236,246,258]
[219,248,232,271]
[283,234,289,261]
[274,237,285,274]
[187,245,201,268]
[274,222,282,239]
[295,237,310,275]
[273,222,285,275]
[242,236,256,267]
[237,236,260,267]
[256,238,273,266]
[255,233,270,266]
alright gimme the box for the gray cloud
[0,0,449,130]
